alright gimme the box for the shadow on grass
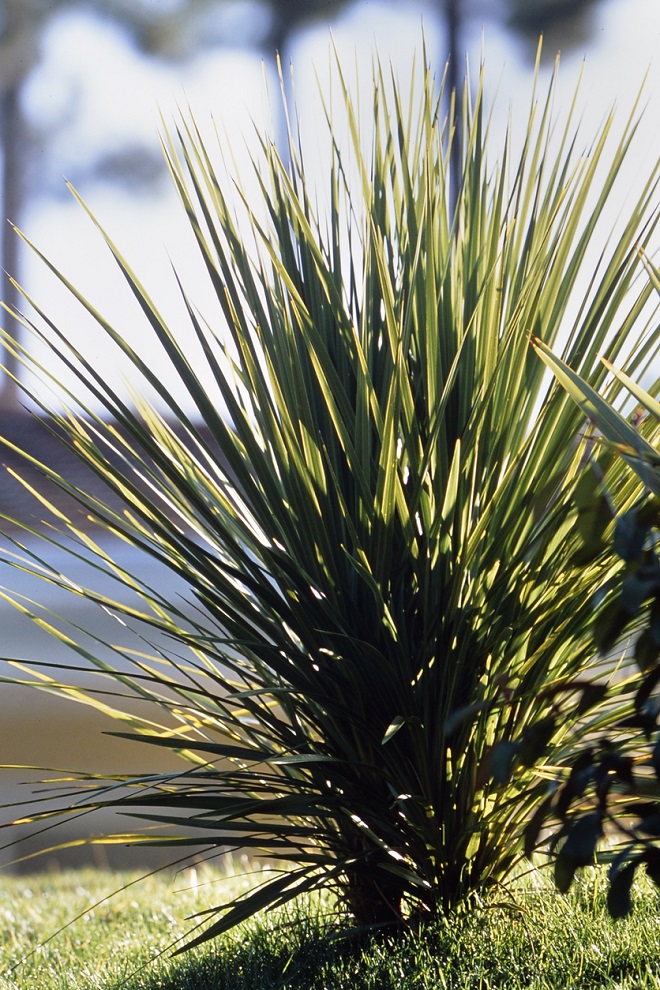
[134,928,363,990]
[115,875,660,990]
[131,918,430,990]
[128,902,660,990]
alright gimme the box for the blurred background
[0,0,658,871]
[0,0,658,415]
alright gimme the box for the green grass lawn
[1,864,659,989]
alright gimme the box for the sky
[12,0,660,414]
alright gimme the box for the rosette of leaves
[0,47,658,948]
[532,314,660,919]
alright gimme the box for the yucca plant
[1,46,659,947]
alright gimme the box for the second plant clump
[532,335,660,917]
[1,48,659,948]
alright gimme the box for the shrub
[1,46,659,947]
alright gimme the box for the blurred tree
[0,1,49,409]
[0,0,222,410]
[506,0,602,57]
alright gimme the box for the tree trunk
[444,0,462,216]
[0,83,25,411]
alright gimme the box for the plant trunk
[345,862,405,929]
